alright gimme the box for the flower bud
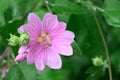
[19,32,30,46]
[1,67,7,78]
[92,56,103,67]
[14,53,27,62]
[8,34,19,46]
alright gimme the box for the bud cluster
[8,32,30,46]
[92,56,108,68]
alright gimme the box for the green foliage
[4,64,26,80]
[53,0,85,14]
[104,0,120,27]
[4,61,41,80]
[67,13,105,57]
[0,20,24,45]
[0,0,120,80]
[0,70,2,80]
[42,68,69,80]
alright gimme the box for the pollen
[36,31,52,48]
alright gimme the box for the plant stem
[91,9,112,80]
[43,0,52,13]
[31,0,40,12]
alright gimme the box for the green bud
[19,32,30,45]
[8,34,19,46]
[92,56,103,67]
[103,60,108,68]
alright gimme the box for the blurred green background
[0,0,120,80]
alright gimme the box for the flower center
[36,32,52,48]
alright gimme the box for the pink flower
[15,13,75,71]
[14,44,28,62]
[1,67,7,78]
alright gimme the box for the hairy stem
[91,9,112,80]
[43,0,52,13]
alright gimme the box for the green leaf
[42,68,69,80]
[86,66,105,80]
[67,13,105,57]
[4,64,25,80]
[72,41,82,55]
[0,0,11,15]
[4,7,12,23]
[4,61,40,80]
[0,70,2,80]
[57,12,71,23]
[18,61,41,80]
[0,20,24,45]
[103,0,120,27]
[53,0,85,14]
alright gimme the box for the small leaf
[53,0,85,14]
[4,61,40,80]
[103,0,120,27]
[4,7,12,23]
[72,41,82,55]
[57,12,71,23]
[4,64,25,80]
[86,66,105,80]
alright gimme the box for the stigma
[36,31,52,48]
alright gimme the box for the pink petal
[52,35,74,56]
[53,30,75,44]
[58,45,73,56]
[14,53,26,62]
[55,43,73,56]
[1,67,7,78]
[18,13,42,39]
[18,44,29,54]
[35,50,45,71]
[56,31,74,56]
[26,43,40,64]
[52,30,74,56]
[18,24,27,33]
[50,22,66,36]
[15,44,29,62]
[42,13,66,34]
[61,31,75,43]
[2,72,6,78]
[18,24,38,40]
[28,13,42,32]
[45,47,62,69]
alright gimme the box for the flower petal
[18,24,38,40]
[1,67,7,78]
[42,13,66,35]
[52,30,74,56]
[28,13,42,32]
[59,45,73,56]
[19,13,42,38]
[18,24,28,33]
[50,22,66,36]
[18,44,29,54]
[53,31,74,43]
[35,51,45,71]
[61,31,75,43]
[42,13,58,32]
[55,43,73,56]
[45,47,62,69]
[14,53,26,62]
[26,42,40,64]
